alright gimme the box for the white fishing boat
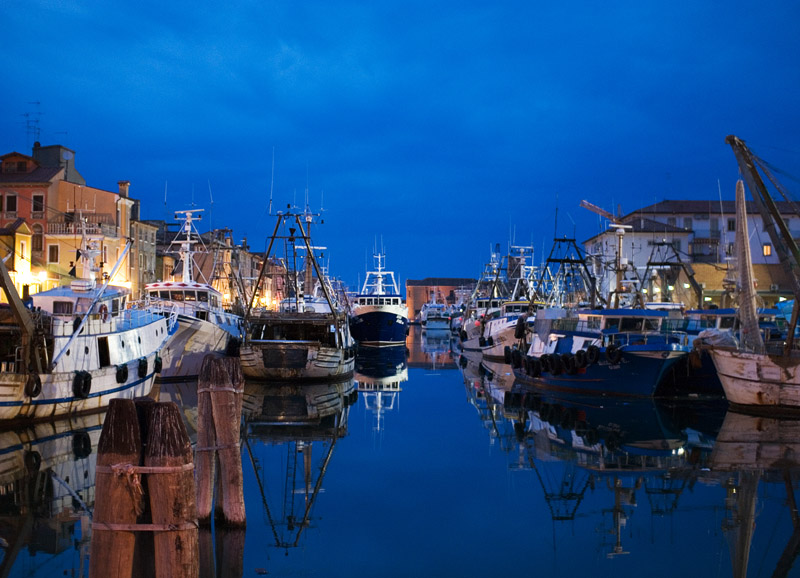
[419,301,450,330]
[0,221,176,422]
[706,137,800,414]
[240,210,355,382]
[145,209,243,382]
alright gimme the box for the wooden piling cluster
[90,398,198,578]
[196,353,246,527]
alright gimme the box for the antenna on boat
[269,147,275,216]
[163,181,168,222]
[208,179,214,233]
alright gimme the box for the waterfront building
[582,199,800,308]
[0,143,139,300]
[406,278,476,322]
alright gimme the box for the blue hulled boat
[350,252,409,347]
[511,308,690,397]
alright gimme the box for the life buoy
[606,344,623,365]
[115,364,128,384]
[586,345,600,364]
[99,304,109,322]
[574,349,588,369]
[73,371,91,399]
[138,358,148,379]
[25,374,42,398]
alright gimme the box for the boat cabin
[145,281,222,320]
[355,296,403,307]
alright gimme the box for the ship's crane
[580,200,635,308]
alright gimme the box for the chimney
[118,180,130,197]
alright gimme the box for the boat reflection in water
[242,378,356,554]
[0,413,103,576]
[711,411,800,578]
[406,325,456,370]
[354,346,408,433]
[460,355,519,450]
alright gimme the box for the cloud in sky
[3,0,800,288]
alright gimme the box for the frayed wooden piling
[145,402,199,577]
[197,354,246,527]
[90,399,142,578]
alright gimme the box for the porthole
[85,346,89,354]
[138,336,142,344]
[66,349,70,356]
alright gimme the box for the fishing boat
[144,209,243,382]
[0,222,176,422]
[419,301,450,330]
[240,210,355,382]
[349,250,408,346]
[705,137,800,413]
[511,307,690,397]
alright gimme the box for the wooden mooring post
[196,353,246,527]
[91,399,199,578]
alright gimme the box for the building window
[32,194,44,214]
[48,244,59,263]
[763,244,772,257]
[103,245,108,265]
[5,194,16,214]
[684,217,692,231]
[16,161,26,172]
[19,240,26,261]
[728,218,736,232]
[32,225,43,252]
[667,217,677,227]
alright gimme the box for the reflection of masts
[773,469,800,578]
[602,476,642,558]
[644,474,686,516]
[529,457,592,522]
[722,471,759,578]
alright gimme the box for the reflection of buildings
[242,380,355,554]
[405,277,475,322]
[0,413,103,576]
[405,326,456,369]
[354,346,408,432]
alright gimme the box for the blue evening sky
[2,0,800,291]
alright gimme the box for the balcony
[47,213,117,237]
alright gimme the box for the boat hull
[240,342,355,382]
[513,349,687,397]
[0,350,162,422]
[158,314,241,382]
[350,309,408,346]
[708,347,800,412]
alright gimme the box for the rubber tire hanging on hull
[73,371,91,399]
[138,358,148,379]
[25,374,42,398]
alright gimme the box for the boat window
[586,316,601,330]
[379,298,385,305]
[643,318,660,331]
[160,291,170,299]
[197,291,208,302]
[170,291,185,301]
[76,297,92,314]
[53,301,73,315]
[367,298,374,305]
[196,311,208,321]
[149,291,159,299]
[719,317,736,329]
[184,291,197,302]
[112,299,120,314]
[619,318,643,332]
[211,295,219,308]
[605,318,620,331]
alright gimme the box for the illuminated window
[763,244,772,257]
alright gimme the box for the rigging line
[753,156,800,216]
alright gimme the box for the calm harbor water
[3,326,800,577]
